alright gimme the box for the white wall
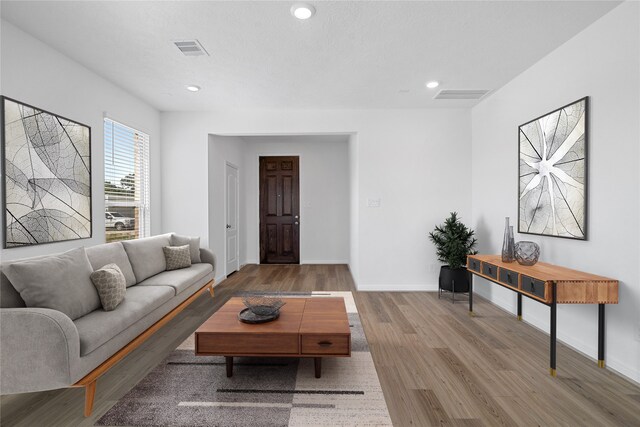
[242,136,350,264]
[160,109,471,290]
[207,135,246,283]
[0,20,161,261]
[348,134,360,283]
[471,1,640,382]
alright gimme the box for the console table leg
[550,284,557,377]
[226,356,233,377]
[468,273,474,316]
[517,294,522,321]
[598,304,605,368]
[314,357,322,378]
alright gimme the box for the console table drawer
[482,263,498,279]
[301,334,349,355]
[468,257,481,273]
[522,275,547,300]
[499,268,519,288]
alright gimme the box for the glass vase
[501,217,515,263]
[515,241,540,266]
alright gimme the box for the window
[104,118,150,242]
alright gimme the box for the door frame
[256,153,303,264]
[224,161,240,276]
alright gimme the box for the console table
[466,255,618,376]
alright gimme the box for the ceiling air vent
[173,40,209,57]
[434,89,490,100]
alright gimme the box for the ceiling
[239,134,350,144]
[1,1,620,111]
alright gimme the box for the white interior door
[225,163,239,275]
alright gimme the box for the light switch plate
[367,198,381,208]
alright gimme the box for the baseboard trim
[214,275,226,285]
[357,283,438,292]
[241,260,348,265]
[347,263,358,288]
[301,260,349,265]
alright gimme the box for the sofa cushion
[73,277,213,381]
[137,263,213,295]
[0,270,26,308]
[86,242,137,287]
[4,247,101,320]
[171,234,201,263]
[1,252,67,308]
[121,233,172,283]
[74,285,174,356]
[90,264,127,311]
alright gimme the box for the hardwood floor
[2,264,639,426]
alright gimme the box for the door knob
[294,215,299,219]
[295,222,299,225]
[226,224,231,229]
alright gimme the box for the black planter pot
[438,266,470,293]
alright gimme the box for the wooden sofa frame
[72,279,215,417]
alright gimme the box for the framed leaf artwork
[518,97,588,240]
[1,96,92,248]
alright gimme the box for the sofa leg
[209,284,215,298]
[84,380,97,417]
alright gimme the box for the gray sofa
[0,233,215,397]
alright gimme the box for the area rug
[96,291,392,426]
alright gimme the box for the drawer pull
[318,341,333,347]
[507,273,512,283]
[487,267,492,274]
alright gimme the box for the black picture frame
[517,96,590,240]
[1,95,93,248]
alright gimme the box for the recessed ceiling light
[426,81,440,89]
[291,3,315,20]
[186,85,201,92]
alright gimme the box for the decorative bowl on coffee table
[238,296,286,323]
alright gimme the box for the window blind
[104,118,150,242]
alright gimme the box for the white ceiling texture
[1,1,620,111]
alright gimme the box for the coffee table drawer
[301,334,349,355]
[196,333,299,355]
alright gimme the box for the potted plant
[428,212,477,296]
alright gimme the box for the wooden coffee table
[195,297,351,378]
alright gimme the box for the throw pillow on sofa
[90,263,127,311]
[122,233,172,282]
[163,245,192,271]
[171,234,201,263]
[4,247,101,320]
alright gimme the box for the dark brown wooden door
[259,156,300,264]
